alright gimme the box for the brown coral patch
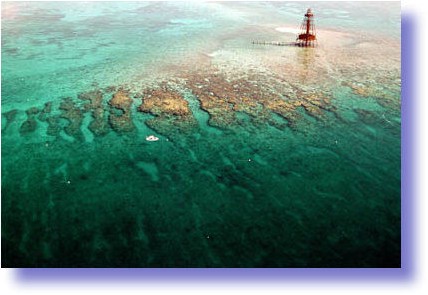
[108,89,135,133]
[375,93,401,112]
[298,92,334,120]
[146,115,197,140]
[104,85,117,93]
[19,118,37,135]
[185,72,292,128]
[138,85,197,138]
[138,86,190,116]
[182,68,336,129]
[343,80,400,112]
[78,90,104,111]
[78,90,109,136]
[2,109,18,131]
[19,106,43,135]
[354,108,379,125]
[262,97,295,119]
[89,108,109,136]
[25,107,40,116]
[109,89,133,111]
[342,81,373,98]
[108,113,135,133]
[37,102,52,122]
[59,97,84,140]
[184,74,241,129]
[46,116,61,137]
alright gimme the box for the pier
[252,8,317,47]
[251,41,297,46]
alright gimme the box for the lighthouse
[296,8,317,47]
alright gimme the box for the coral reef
[342,71,400,112]
[145,115,197,139]
[89,108,109,136]
[26,107,40,116]
[184,73,241,129]
[2,109,18,131]
[138,85,197,138]
[78,90,109,136]
[108,89,135,133]
[37,102,52,122]
[78,90,104,111]
[46,116,61,137]
[104,85,117,93]
[109,89,133,111]
[9,69,339,140]
[59,97,84,140]
[183,71,332,129]
[139,86,190,116]
[19,106,41,135]
[19,118,37,134]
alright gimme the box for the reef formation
[3,69,339,142]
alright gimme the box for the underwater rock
[104,85,117,93]
[3,109,18,122]
[295,90,335,121]
[138,87,190,116]
[182,70,334,129]
[108,113,135,133]
[19,118,37,134]
[258,96,299,127]
[108,89,135,133]
[34,101,59,137]
[354,109,380,125]
[78,90,110,136]
[79,90,110,135]
[2,109,18,131]
[19,106,44,135]
[89,108,109,136]
[37,102,53,122]
[145,115,197,140]
[109,89,133,111]
[232,97,262,116]
[301,102,324,119]
[185,72,286,128]
[138,86,197,138]
[59,97,84,139]
[344,80,400,112]
[185,74,239,129]
[343,81,372,97]
[25,107,40,116]
[375,94,401,112]
[46,116,61,137]
[78,90,104,111]
[265,111,288,130]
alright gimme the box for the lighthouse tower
[296,8,317,47]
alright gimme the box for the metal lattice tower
[296,8,317,47]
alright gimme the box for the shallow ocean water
[1,1,400,267]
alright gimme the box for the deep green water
[1,2,400,267]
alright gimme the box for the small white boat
[146,135,159,142]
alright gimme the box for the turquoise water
[1,2,400,267]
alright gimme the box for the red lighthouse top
[296,8,317,47]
